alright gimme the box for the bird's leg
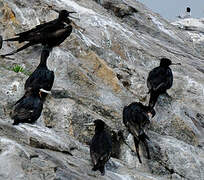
[133,137,142,163]
[99,166,105,176]
[139,132,150,141]
[0,42,33,57]
[142,139,151,160]
[123,139,135,153]
[138,132,151,160]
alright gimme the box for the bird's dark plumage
[123,102,154,163]
[0,35,3,49]
[147,58,177,108]
[1,10,74,57]
[25,49,54,100]
[11,87,43,125]
[90,120,112,175]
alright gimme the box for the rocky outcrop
[172,18,204,59]
[0,0,204,179]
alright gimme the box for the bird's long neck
[58,15,70,23]
[95,126,104,134]
[39,50,50,67]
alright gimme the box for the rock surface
[0,0,204,179]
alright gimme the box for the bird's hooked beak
[52,9,76,14]
[68,11,77,14]
[69,15,80,20]
[40,88,52,94]
[68,12,80,20]
[53,9,79,20]
[171,63,181,66]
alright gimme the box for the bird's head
[94,119,105,129]
[160,58,172,67]
[84,119,105,132]
[58,10,76,20]
[186,7,191,13]
[160,58,181,67]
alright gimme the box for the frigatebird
[147,58,181,108]
[86,120,112,175]
[11,86,46,125]
[25,49,54,101]
[0,10,78,57]
[123,102,155,163]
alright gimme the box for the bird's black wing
[147,67,171,92]
[165,68,173,90]
[14,94,27,105]
[12,97,34,120]
[90,148,111,168]
[16,19,63,37]
[35,69,54,91]
[25,69,54,91]
[24,71,38,90]
[12,96,42,121]
[90,132,112,166]
[123,103,149,136]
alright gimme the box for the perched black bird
[25,49,54,101]
[123,102,155,163]
[11,87,44,125]
[88,120,112,175]
[147,58,181,108]
[0,10,76,57]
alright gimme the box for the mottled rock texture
[0,0,204,179]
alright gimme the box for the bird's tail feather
[0,42,33,57]
[148,91,159,109]
[4,37,20,42]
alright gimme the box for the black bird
[25,49,54,101]
[147,58,181,108]
[88,119,112,175]
[11,86,44,125]
[0,10,76,57]
[123,102,155,163]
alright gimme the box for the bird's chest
[37,69,51,78]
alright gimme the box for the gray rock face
[0,0,204,179]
